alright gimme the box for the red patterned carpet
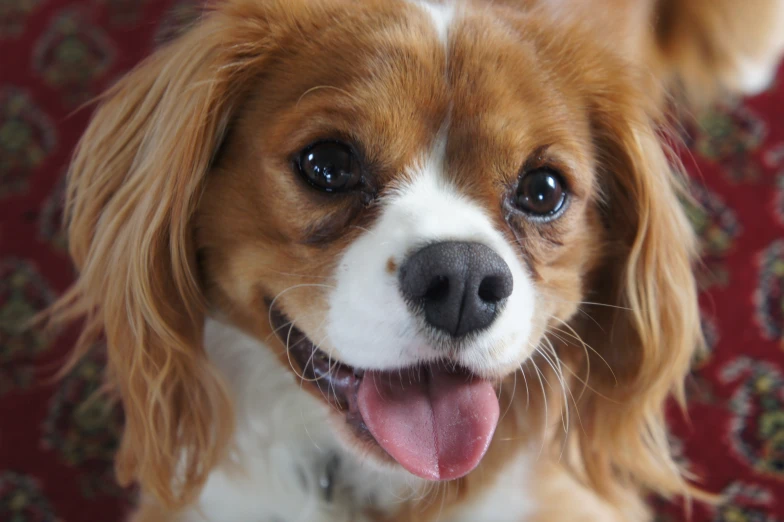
[1,1,783,521]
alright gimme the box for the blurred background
[0,1,783,520]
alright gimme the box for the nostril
[424,275,450,302]
[478,275,511,304]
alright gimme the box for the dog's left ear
[572,82,704,507]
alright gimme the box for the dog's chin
[269,306,503,482]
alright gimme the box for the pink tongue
[357,367,499,481]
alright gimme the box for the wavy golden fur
[47,7,274,505]
[46,0,782,520]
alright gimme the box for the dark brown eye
[514,169,567,218]
[297,141,362,192]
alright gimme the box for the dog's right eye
[297,141,362,192]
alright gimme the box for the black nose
[398,242,514,338]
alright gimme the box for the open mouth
[269,307,501,481]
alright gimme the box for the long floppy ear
[649,0,784,105]
[48,5,276,508]
[574,94,704,504]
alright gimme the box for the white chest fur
[181,320,533,522]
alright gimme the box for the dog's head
[56,0,701,509]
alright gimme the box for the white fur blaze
[325,137,535,376]
[411,0,455,48]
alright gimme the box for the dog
[49,0,784,520]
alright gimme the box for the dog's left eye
[297,141,362,192]
[514,168,567,218]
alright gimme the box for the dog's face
[197,0,601,480]
[60,0,701,508]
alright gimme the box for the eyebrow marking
[296,85,358,107]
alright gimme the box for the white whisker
[549,316,618,386]
[534,344,568,439]
[529,356,549,459]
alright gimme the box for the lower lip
[269,306,377,445]
[269,306,361,409]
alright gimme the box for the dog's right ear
[549,0,784,106]
[48,2,284,508]
[650,0,784,105]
